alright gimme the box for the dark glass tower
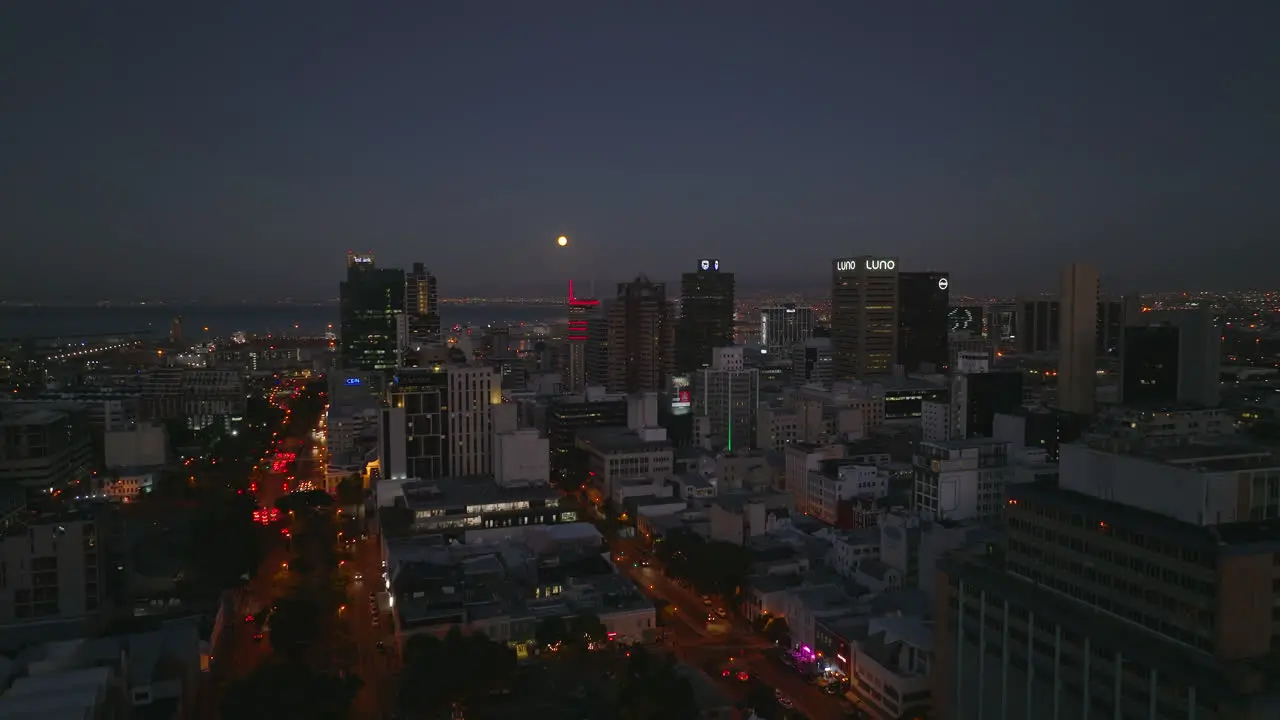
[897,271,951,372]
[405,262,440,343]
[339,252,405,373]
[676,259,735,373]
[1120,325,1180,405]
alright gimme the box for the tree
[763,616,791,647]
[534,616,568,649]
[568,613,608,645]
[269,592,337,661]
[335,474,365,505]
[398,629,517,715]
[186,489,262,591]
[616,646,701,720]
[744,679,782,719]
[222,660,360,720]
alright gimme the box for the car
[376,641,386,653]
[354,572,363,581]
[701,596,712,606]
[716,607,727,618]
[778,697,794,709]
[252,632,264,642]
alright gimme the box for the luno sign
[835,258,896,272]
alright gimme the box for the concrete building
[576,426,673,501]
[1057,263,1099,414]
[912,438,1013,522]
[493,429,550,488]
[1059,440,1280,525]
[1122,308,1221,407]
[103,422,167,468]
[693,347,760,452]
[832,256,900,378]
[447,364,500,476]
[0,405,94,493]
[761,304,816,354]
[935,479,1280,719]
[0,514,103,625]
[791,336,834,386]
[605,276,676,394]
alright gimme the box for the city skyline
[3,4,1277,301]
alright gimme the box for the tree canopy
[221,660,360,720]
[616,646,701,720]
[335,474,365,505]
[654,528,751,597]
[398,628,517,715]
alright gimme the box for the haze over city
[4,3,1278,303]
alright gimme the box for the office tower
[339,251,406,373]
[676,259,735,372]
[831,256,899,379]
[898,271,951,372]
[404,262,440,343]
[380,366,448,481]
[584,300,610,387]
[546,388,628,487]
[563,280,598,393]
[986,303,1017,341]
[1095,298,1124,357]
[760,303,815,354]
[791,337,834,385]
[605,275,675,394]
[936,440,1280,719]
[1122,308,1220,407]
[1017,298,1059,353]
[446,364,498,476]
[693,347,760,451]
[947,306,983,337]
[949,370,1024,439]
[1057,264,1099,414]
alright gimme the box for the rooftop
[576,426,671,454]
[399,477,559,511]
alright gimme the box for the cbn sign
[698,259,720,271]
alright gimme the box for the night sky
[4,2,1277,301]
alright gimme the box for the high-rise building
[447,364,499,476]
[693,347,760,452]
[379,366,449,481]
[584,300,610,388]
[676,259,735,372]
[1057,264,1099,415]
[831,256,899,379]
[935,440,1280,719]
[1017,298,1059,353]
[791,337,835,386]
[949,370,1024,439]
[563,280,598,393]
[404,262,440,343]
[898,271,951,372]
[760,304,815,354]
[339,251,405,373]
[947,306,984,337]
[1121,308,1220,407]
[546,388,628,487]
[605,276,675,394]
[1095,298,1124,358]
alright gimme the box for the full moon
[557,236,568,247]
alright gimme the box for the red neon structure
[567,280,598,341]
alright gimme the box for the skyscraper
[339,251,405,374]
[1057,263,1099,414]
[693,347,759,452]
[1121,308,1220,407]
[760,303,815,354]
[380,366,449,481]
[897,271,951,372]
[606,275,675,394]
[1017,298,1059,353]
[831,256,899,379]
[404,262,440,343]
[563,280,598,393]
[676,259,735,373]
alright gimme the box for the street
[346,524,400,718]
[608,537,851,720]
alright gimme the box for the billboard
[670,375,692,415]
